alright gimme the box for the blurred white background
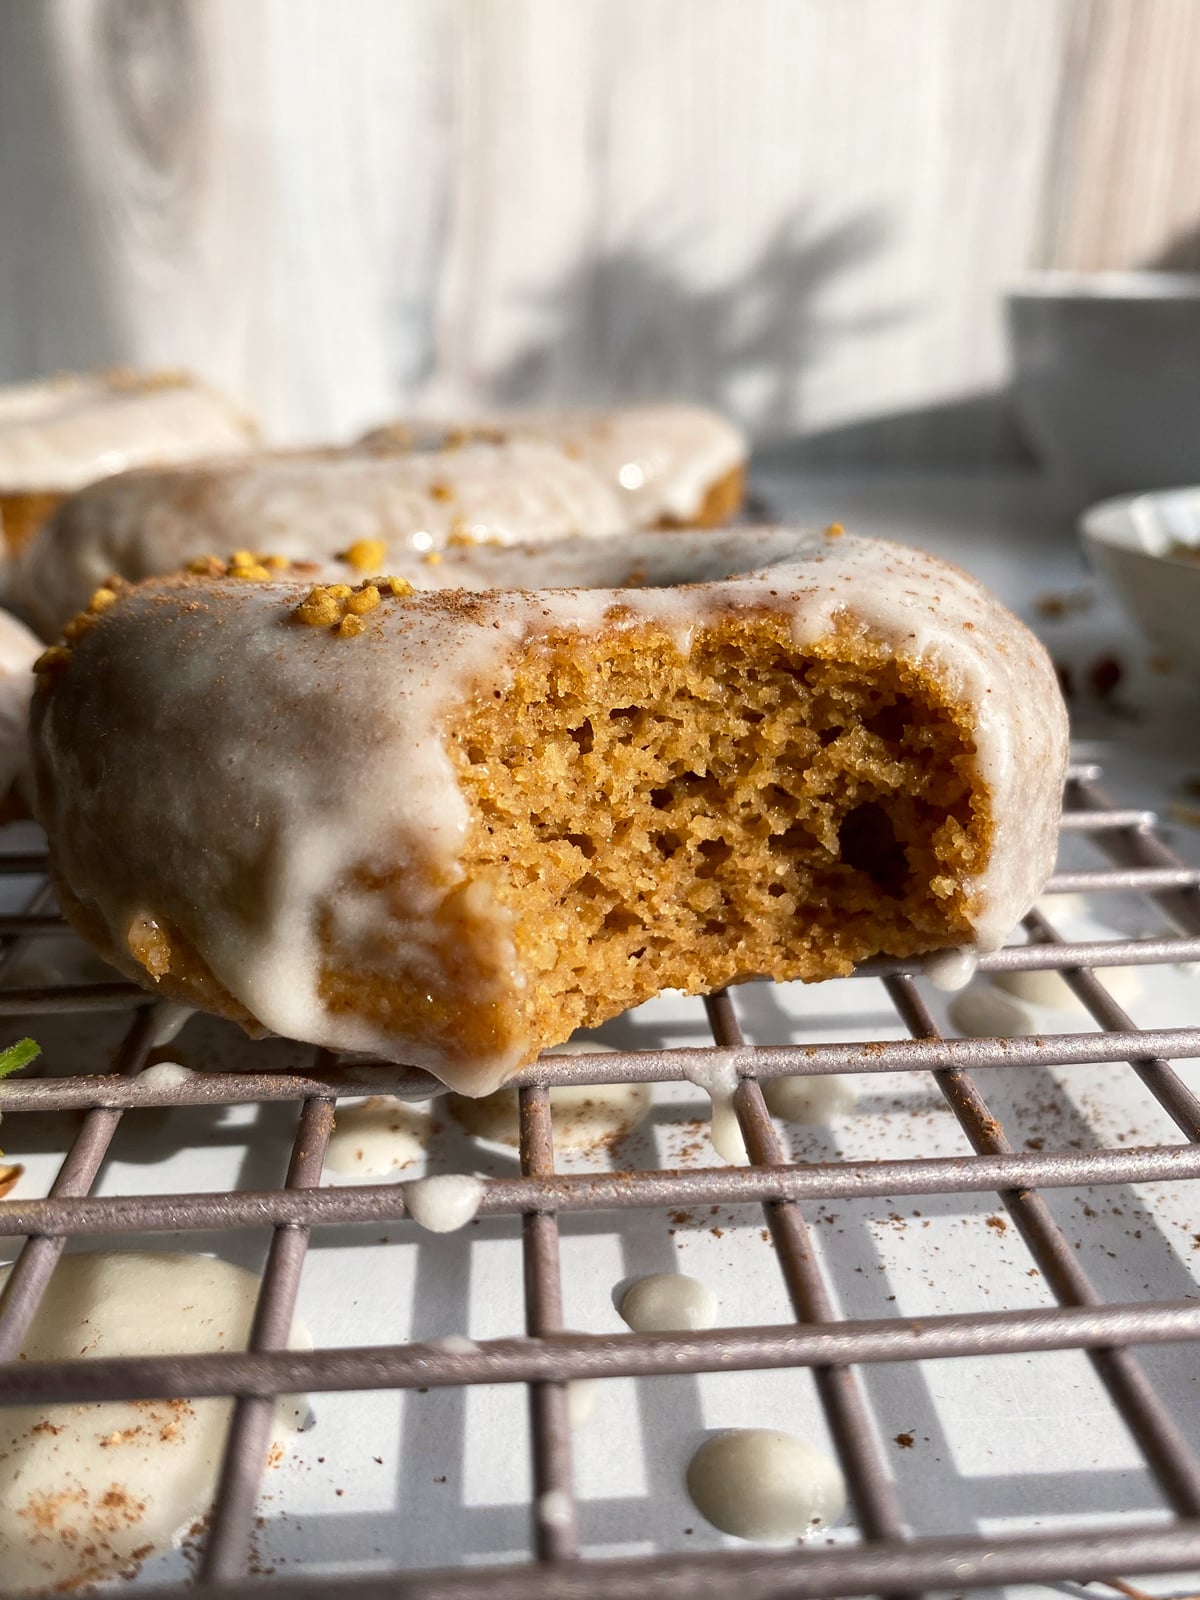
[1,0,1198,454]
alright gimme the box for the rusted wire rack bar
[1044,866,1200,893]
[519,1084,581,1561]
[5,1020,1200,1116]
[105,1520,1200,1600]
[1058,807,1155,831]
[0,913,66,936]
[705,990,912,1569]
[12,1297,1200,1407]
[200,1084,337,1580]
[1,930,1197,1022]
[0,854,50,876]
[0,1140,1197,1241]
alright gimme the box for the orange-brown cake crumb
[442,616,992,1054]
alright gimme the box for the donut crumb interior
[451,613,992,1059]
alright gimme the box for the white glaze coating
[361,403,746,525]
[537,1488,574,1527]
[15,438,631,636]
[429,1334,480,1355]
[0,371,256,492]
[0,1251,307,1593]
[922,947,979,991]
[31,526,1067,1094]
[685,1428,846,1541]
[618,1272,719,1332]
[0,606,43,798]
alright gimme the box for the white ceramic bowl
[1080,486,1200,673]
[1007,272,1200,496]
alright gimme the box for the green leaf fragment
[0,1038,40,1080]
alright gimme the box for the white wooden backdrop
[1,0,1198,454]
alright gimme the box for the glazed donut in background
[12,438,635,639]
[360,402,747,529]
[30,525,1067,1095]
[0,369,258,557]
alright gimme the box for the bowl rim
[1008,269,1200,302]
[1079,485,1200,565]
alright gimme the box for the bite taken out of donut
[29,526,1067,1095]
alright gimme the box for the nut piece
[341,538,387,572]
[292,577,409,636]
[344,585,381,616]
[295,588,342,628]
[127,913,172,980]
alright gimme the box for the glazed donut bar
[31,525,1067,1095]
[0,369,258,556]
[15,438,644,638]
[360,402,747,530]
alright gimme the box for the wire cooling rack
[1,762,1200,1598]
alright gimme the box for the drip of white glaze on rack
[0,1251,308,1594]
[685,1428,846,1542]
[537,1488,574,1528]
[429,1334,480,1356]
[404,1173,484,1232]
[922,947,979,991]
[148,1002,194,1048]
[990,964,1143,1013]
[762,1073,859,1124]
[618,1272,719,1333]
[136,1061,194,1092]
[447,1041,649,1151]
[948,984,1035,1039]
[682,1058,749,1165]
[324,1097,434,1177]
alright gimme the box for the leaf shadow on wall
[1146,225,1200,272]
[489,211,894,441]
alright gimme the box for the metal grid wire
[1,762,1200,1597]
